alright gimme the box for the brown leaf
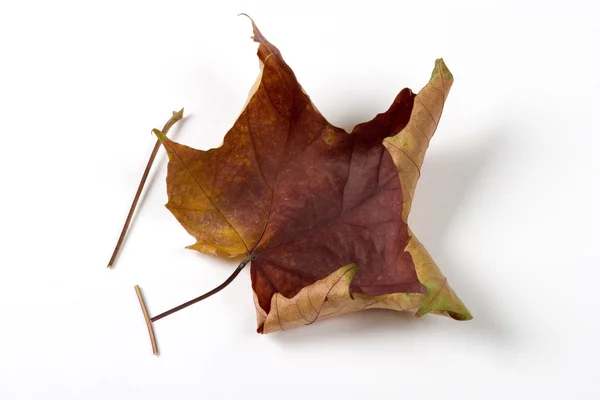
[157,19,471,332]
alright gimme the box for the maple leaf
[152,19,471,334]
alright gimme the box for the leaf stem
[150,256,252,322]
[107,108,184,268]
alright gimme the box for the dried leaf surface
[158,20,471,332]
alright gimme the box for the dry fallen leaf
[123,18,471,344]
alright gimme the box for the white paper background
[1,1,598,398]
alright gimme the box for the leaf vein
[164,140,248,251]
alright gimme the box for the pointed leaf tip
[431,58,454,86]
[415,277,472,321]
[238,13,258,37]
[238,12,253,22]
